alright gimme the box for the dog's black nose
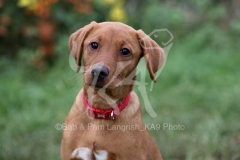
[91,65,109,80]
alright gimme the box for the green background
[0,0,240,159]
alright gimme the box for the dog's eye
[120,48,131,56]
[90,42,98,50]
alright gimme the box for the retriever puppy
[61,21,165,160]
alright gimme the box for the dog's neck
[83,85,133,109]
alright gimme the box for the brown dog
[61,22,165,160]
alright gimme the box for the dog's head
[69,21,165,90]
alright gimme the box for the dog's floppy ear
[69,21,97,72]
[137,30,165,82]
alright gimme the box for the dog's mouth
[85,75,125,90]
[90,83,105,89]
[86,80,107,89]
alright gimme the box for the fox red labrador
[61,21,165,160]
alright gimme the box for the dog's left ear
[69,21,97,72]
[137,30,165,82]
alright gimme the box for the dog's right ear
[69,21,97,72]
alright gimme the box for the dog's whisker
[67,73,80,80]
[67,79,82,93]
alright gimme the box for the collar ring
[110,110,115,120]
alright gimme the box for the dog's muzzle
[91,65,109,88]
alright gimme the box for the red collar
[82,93,131,120]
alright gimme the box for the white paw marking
[94,150,108,160]
[71,147,91,160]
[71,148,108,160]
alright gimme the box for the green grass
[0,30,239,160]
[144,46,240,159]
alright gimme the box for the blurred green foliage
[0,0,240,159]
